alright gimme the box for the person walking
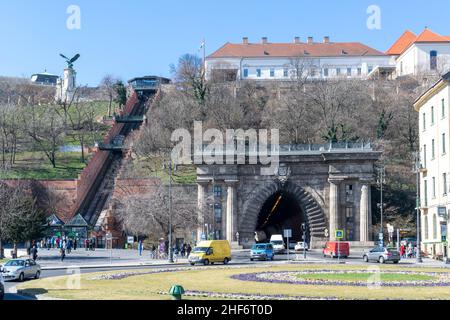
[138,240,143,256]
[74,238,78,251]
[30,244,38,262]
[181,244,186,257]
[85,239,89,251]
[60,247,66,262]
[186,243,192,258]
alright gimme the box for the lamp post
[168,160,174,263]
[377,165,385,246]
[413,151,423,263]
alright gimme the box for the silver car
[363,247,400,264]
[1,259,41,281]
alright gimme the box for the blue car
[250,243,274,261]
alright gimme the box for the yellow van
[188,240,232,266]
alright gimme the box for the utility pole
[377,165,385,246]
[414,151,423,263]
[168,160,174,263]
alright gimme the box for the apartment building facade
[414,72,450,258]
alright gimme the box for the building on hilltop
[205,36,392,82]
[387,28,450,77]
[30,71,59,86]
[414,71,450,259]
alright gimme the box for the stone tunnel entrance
[255,191,309,244]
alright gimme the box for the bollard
[169,285,185,300]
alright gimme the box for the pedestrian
[85,239,89,251]
[74,238,78,251]
[181,243,186,257]
[186,243,192,258]
[30,244,38,262]
[60,247,66,262]
[138,240,143,256]
[400,244,405,258]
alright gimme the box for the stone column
[197,182,208,242]
[225,180,238,242]
[328,179,341,241]
[359,182,370,242]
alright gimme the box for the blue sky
[0,0,449,86]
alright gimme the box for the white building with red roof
[387,28,450,77]
[205,36,392,81]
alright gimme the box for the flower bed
[231,270,450,287]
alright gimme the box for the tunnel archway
[240,180,327,247]
[255,191,309,243]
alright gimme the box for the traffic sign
[284,229,292,238]
[335,230,344,239]
[127,236,134,244]
[378,232,383,240]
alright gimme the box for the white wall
[206,56,392,80]
[396,43,450,76]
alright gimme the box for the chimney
[307,36,313,44]
[294,36,300,44]
[242,37,249,44]
[323,36,330,44]
[262,37,268,44]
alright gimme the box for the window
[336,68,341,75]
[256,69,261,77]
[432,139,435,159]
[324,68,329,77]
[283,68,288,77]
[423,113,426,131]
[424,215,429,240]
[347,68,352,76]
[345,207,354,222]
[431,106,435,125]
[243,68,248,78]
[213,185,222,197]
[270,68,275,77]
[214,204,222,224]
[430,51,438,70]
[433,214,437,239]
[345,185,353,202]
[368,66,373,73]
[423,144,427,168]
[443,99,446,118]
[443,173,447,196]
[432,177,436,198]
[357,68,362,76]
[443,133,446,154]
[424,180,428,207]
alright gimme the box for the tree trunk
[0,239,4,259]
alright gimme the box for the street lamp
[377,165,386,246]
[413,151,423,263]
[168,160,174,263]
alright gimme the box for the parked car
[323,241,350,258]
[363,247,400,264]
[294,242,309,251]
[1,258,41,281]
[250,243,274,261]
[0,267,4,300]
[270,235,286,254]
[188,240,231,266]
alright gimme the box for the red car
[323,241,350,258]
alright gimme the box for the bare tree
[100,75,120,117]
[116,184,197,240]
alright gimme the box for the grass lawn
[0,151,87,180]
[16,264,450,300]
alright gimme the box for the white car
[294,242,309,251]
[1,259,41,282]
[269,235,286,254]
